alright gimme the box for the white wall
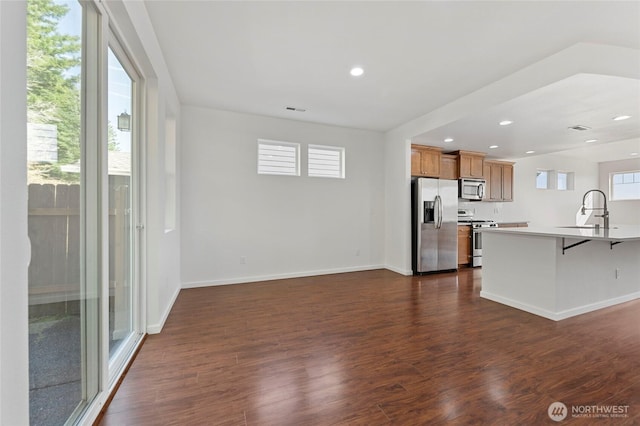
[599,157,640,225]
[383,137,412,275]
[0,1,29,423]
[501,153,598,226]
[382,43,639,274]
[180,106,385,287]
[0,2,180,421]
[106,1,183,333]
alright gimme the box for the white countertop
[480,224,640,241]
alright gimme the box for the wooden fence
[28,181,129,313]
[28,184,81,308]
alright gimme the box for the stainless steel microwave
[459,178,486,201]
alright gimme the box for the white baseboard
[554,292,640,320]
[181,264,386,289]
[384,264,413,276]
[146,285,180,334]
[481,290,640,321]
[480,291,558,320]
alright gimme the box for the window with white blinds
[308,145,345,179]
[257,139,300,176]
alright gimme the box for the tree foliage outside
[27,0,123,184]
[108,121,118,151]
[27,0,82,182]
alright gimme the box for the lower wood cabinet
[457,225,472,265]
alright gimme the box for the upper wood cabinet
[411,145,442,177]
[502,163,513,201]
[440,154,458,180]
[484,160,514,201]
[453,150,485,178]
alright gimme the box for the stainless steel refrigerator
[412,178,458,273]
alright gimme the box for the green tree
[27,0,81,179]
[108,122,118,151]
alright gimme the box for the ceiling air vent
[568,125,591,131]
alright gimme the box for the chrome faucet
[581,189,610,229]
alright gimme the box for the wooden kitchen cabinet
[502,164,513,200]
[453,150,485,178]
[457,225,472,265]
[411,145,441,177]
[484,160,514,201]
[488,162,502,200]
[497,222,528,228]
[440,154,458,180]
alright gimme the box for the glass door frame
[57,1,102,423]
[102,27,145,388]
[75,2,147,422]
[25,0,147,423]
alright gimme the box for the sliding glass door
[27,1,143,424]
[27,1,98,424]
[107,41,141,377]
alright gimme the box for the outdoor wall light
[117,111,131,132]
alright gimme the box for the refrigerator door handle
[435,195,443,229]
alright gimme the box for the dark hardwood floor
[99,268,640,425]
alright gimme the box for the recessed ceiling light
[568,125,591,131]
[499,120,513,126]
[285,106,306,112]
[444,137,454,143]
[584,139,598,143]
[489,145,499,149]
[526,150,535,154]
[631,152,639,156]
[613,115,631,121]
[350,67,364,77]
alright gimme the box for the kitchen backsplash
[458,200,507,222]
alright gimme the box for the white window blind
[257,139,300,176]
[308,145,345,179]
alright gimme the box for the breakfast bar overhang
[479,226,640,321]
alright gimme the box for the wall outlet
[355,249,360,256]
[240,256,246,264]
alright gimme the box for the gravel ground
[29,315,81,426]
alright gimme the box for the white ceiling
[144,1,640,161]
[412,73,640,160]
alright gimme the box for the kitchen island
[480,225,640,320]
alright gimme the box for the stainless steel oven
[458,216,497,267]
[471,222,497,267]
